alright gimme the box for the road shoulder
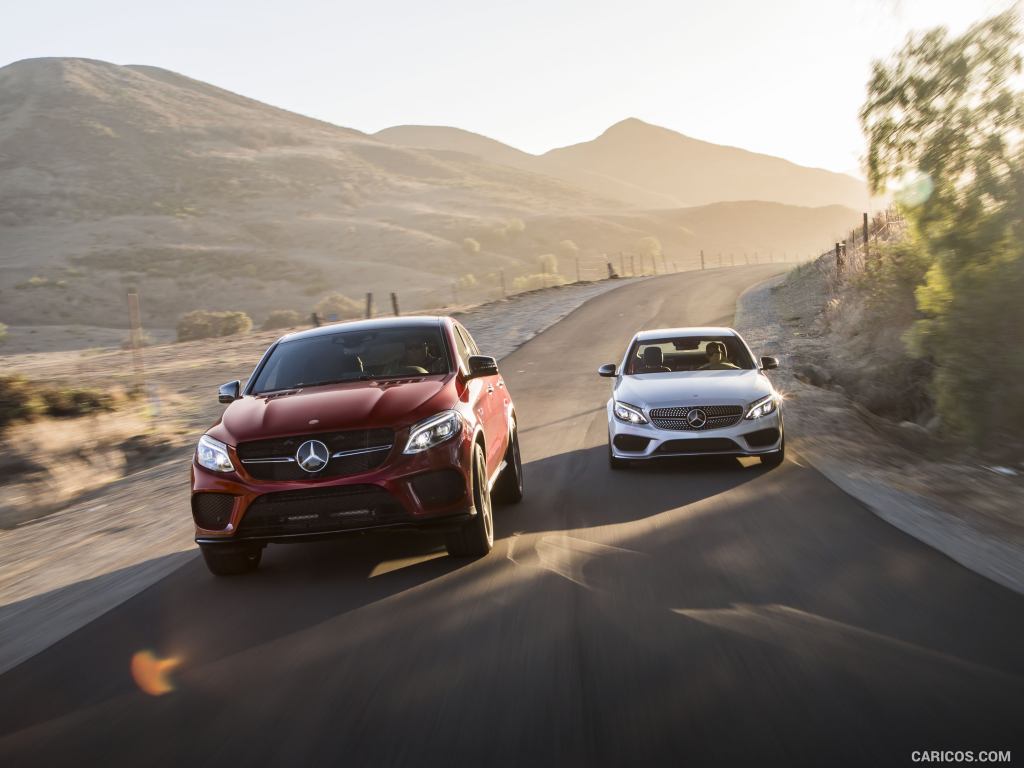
[735,274,1024,595]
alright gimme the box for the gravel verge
[0,276,646,674]
[735,274,1024,595]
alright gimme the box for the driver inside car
[699,341,740,370]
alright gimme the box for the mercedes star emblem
[686,409,708,428]
[296,439,330,472]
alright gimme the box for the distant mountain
[377,118,870,210]
[0,59,862,334]
[374,125,537,170]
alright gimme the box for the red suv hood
[210,376,455,445]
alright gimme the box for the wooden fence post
[700,249,705,270]
[127,289,145,396]
[863,212,870,264]
[365,292,374,318]
[390,292,400,316]
[500,269,507,298]
[576,257,581,283]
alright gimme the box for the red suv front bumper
[191,432,475,545]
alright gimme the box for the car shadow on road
[496,444,770,537]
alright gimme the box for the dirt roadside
[735,273,1024,595]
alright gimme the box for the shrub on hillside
[0,375,117,430]
[39,388,115,418]
[538,254,558,274]
[313,293,362,321]
[0,323,7,344]
[511,273,568,293]
[0,376,41,428]
[262,309,303,330]
[176,310,253,342]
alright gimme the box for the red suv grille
[237,429,394,481]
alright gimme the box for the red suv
[190,316,523,575]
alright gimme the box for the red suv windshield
[251,326,451,393]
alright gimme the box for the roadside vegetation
[848,10,1022,456]
[176,310,253,342]
[0,374,122,430]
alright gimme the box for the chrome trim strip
[240,444,392,464]
[331,445,393,459]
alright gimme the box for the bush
[0,323,7,344]
[462,237,481,255]
[558,240,579,260]
[0,376,41,429]
[512,273,568,292]
[39,388,115,418]
[176,310,253,342]
[538,254,558,274]
[262,309,303,330]
[313,293,362,321]
[0,375,117,429]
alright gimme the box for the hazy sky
[2,0,1018,175]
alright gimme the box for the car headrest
[642,347,664,367]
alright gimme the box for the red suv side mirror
[466,355,499,380]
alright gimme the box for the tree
[860,11,1024,450]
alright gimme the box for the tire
[445,443,494,557]
[761,433,785,469]
[493,423,524,504]
[608,442,628,470]
[201,544,263,576]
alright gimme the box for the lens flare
[130,650,182,696]
[893,172,934,207]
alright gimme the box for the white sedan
[598,327,784,469]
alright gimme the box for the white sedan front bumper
[607,399,783,460]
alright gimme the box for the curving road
[1,266,1022,767]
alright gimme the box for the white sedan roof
[634,327,737,342]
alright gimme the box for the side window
[457,324,481,356]
[451,324,473,371]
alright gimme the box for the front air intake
[192,493,236,530]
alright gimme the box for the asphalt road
[1,266,1022,767]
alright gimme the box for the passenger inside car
[626,336,754,373]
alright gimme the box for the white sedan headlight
[613,401,648,424]
[197,434,235,472]
[745,394,778,420]
[403,410,463,454]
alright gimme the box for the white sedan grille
[648,405,743,431]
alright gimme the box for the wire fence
[808,207,909,293]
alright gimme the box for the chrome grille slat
[649,405,743,431]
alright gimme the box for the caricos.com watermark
[912,750,1012,763]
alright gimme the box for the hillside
[0,58,863,336]
[376,118,870,210]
